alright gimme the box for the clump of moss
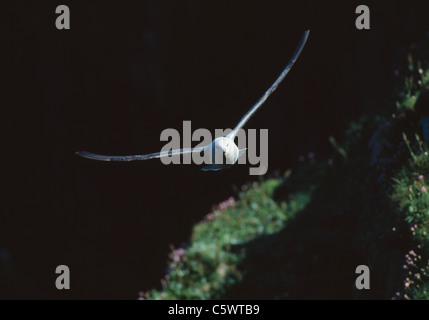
[391,135,429,299]
[142,176,312,300]
[388,49,429,299]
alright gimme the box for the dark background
[2,1,428,299]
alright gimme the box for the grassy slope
[143,42,429,300]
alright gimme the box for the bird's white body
[205,137,240,169]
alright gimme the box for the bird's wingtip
[75,151,92,159]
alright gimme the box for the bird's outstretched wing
[227,30,310,140]
[76,147,204,162]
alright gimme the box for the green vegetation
[390,57,429,300]
[143,176,314,300]
[391,141,429,299]
[142,41,429,300]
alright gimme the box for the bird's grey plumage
[76,148,203,162]
[76,30,310,170]
[227,30,310,140]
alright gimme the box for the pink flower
[421,186,427,193]
[419,175,424,180]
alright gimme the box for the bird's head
[211,137,238,166]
